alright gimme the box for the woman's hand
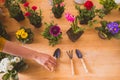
[33,53,57,72]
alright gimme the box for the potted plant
[15,27,34,44]
[0,22,10,40]
[42,22,62,46]
[76,0,105,25]
[24,2,42,28]
[99,0,118,15]
[0,52,27,80]
[4,0,25,21]
[65,13,84,42]
[52,0,65,18]
[95,21,120,39]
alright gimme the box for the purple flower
[49,25,61,37]
[107,22,120,34]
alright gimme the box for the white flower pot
[74,0,86,4]
[115,0,120,4]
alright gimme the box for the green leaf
[113,33,120,39]
[11,71,19,80]
[100,21,107,27]
[2,73,10,80]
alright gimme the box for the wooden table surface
[1,0,120,80]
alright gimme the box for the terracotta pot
[66,28,84,42]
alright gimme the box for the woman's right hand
[33,53,57,72]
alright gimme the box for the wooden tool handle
[80,58,88,73]
[71,59,75,76]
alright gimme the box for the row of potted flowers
[4,0,65,28]
[15,17,120,47]
[4,0,120,28]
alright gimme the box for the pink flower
[60,2,64,7]
[32,6,37,11]
[55,4,58,7]
[23,2,29,7]
[65,13,75,22]
[24,12,31,17]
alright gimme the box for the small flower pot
[0,23,10,40]
[25,38,33,44]
[79,17,92,25]
[29,16,42,28]
[98,31,107,39]
[80,20,89,25]
[13,11,25,22]
[102,8,111,15]
[66,28,84,42]
[52,6,64,19]
[31,22,42,28]
[21,0,27,3]
[53,12,62,18]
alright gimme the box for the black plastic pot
[80,17,92,25]
[0,23,10,40]
[21,0,27,3]
[53,12,62,18]
[66,28,84,42]
[31,22,42,28]
[13,11,25,22]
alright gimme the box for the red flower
[84,0,93,10]
[0,0,5,3]
[32,6,37,11]
[24,2,29,7]
[24,12,31,17]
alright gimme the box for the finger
[48,59,57,66]
[47,60,57,70]
[45,61,55,72]
[44,62,52,71]
[49,57,57,65]
[46,61,55,72]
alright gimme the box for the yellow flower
[20,29,25,32]
[21,32,28,39]
[16,35,20,39]
[16,29,25,35]
[16,30,21,39]
[16,30,20,35]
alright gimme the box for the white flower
[7,65,14,71]
[0,58,13,73]
[0,58,11,66]
[11,57,21,63]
